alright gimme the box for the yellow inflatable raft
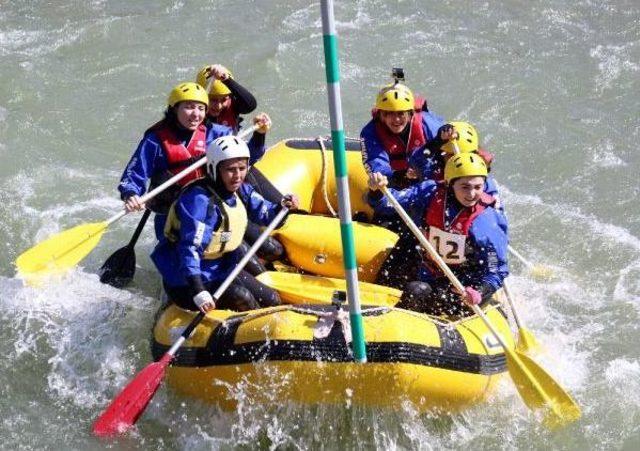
[152,137,516,413]
[152,293,513,412]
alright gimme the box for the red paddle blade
[92,354,172,437]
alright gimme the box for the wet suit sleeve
[408,147,443,180]
[206,123,234,146]
[366,180,438,223]
[468,209,510,298]
[239,184,285,227]
[360,120,394,178]
[206,120,265,164]
[117,132,166,200]
[484,176,506,214]
[174,189,221,295]
[223,78,257,114]
[406,114,447,178]
[247,132,266,164]
[420,110,445,140]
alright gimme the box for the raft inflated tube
[272,213,398,282]
[254,138,373,220]
[152,303,514,412]
[255,271,401,307]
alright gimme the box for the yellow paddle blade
[16,221,108,279]
[530,264,555,281]
[256,271,401,307]
[516,327,541,354]
[506,350,581,428]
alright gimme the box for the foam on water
[1,0,639,448]
[590,43,640,92]
[605,358,640,407]
[0,23,86,59]
[613,260,640,310]
[590,139,627,168]
[0,269,156,445]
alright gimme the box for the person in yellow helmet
[117,81,268,240]
[360,77,446,190]
[409,120,495,182]
[196,64,285,276]
[408,120,504,215]
[196,64,272,135]
[367,153,509,316]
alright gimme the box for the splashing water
[1,0,638,448]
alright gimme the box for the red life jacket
[210,104,239,131]
[414,95,427,112]
[477,147,494,168]
[154,123,207,186]
[374,112,427,171]
[422,185,495,268]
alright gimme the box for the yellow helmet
[167,82,209,108]
[441,121,479,154]
[209,80,232,96]
[444,153,488,183]
[196,65,232,97]
[375,83,414,112]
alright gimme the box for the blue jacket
[117,123,265,200]
[367,180,509,293]
[407,148,445,181]
[151,182,282,288]
[360,111,444,178]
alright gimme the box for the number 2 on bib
[427,227,467,264]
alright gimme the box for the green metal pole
[320,0,367,362]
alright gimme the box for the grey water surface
[0,1,638,449]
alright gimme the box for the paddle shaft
[508,245,536,271]
[380,186,465,294]
[104,124,260,228]
[502,278,525,330]
[125,209,151,248]
[165,207,289,356]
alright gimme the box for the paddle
[448,140,543,351]
[92,206,289,437]
[98,209,151,288]
[508,246,554,281]
[380,185,581,428]
[256,271,401,307]
[502,278,540,353]
[15,124,259,281]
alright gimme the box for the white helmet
[206,135,250,181]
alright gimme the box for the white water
[1,0,638,448]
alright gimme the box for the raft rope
[317,136,338,217]
[219,304,391,330]
[216,303,503,333]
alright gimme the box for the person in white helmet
[151,135,299,313]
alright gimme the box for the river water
[1,1,638,449]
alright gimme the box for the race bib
[426,226,467,264]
